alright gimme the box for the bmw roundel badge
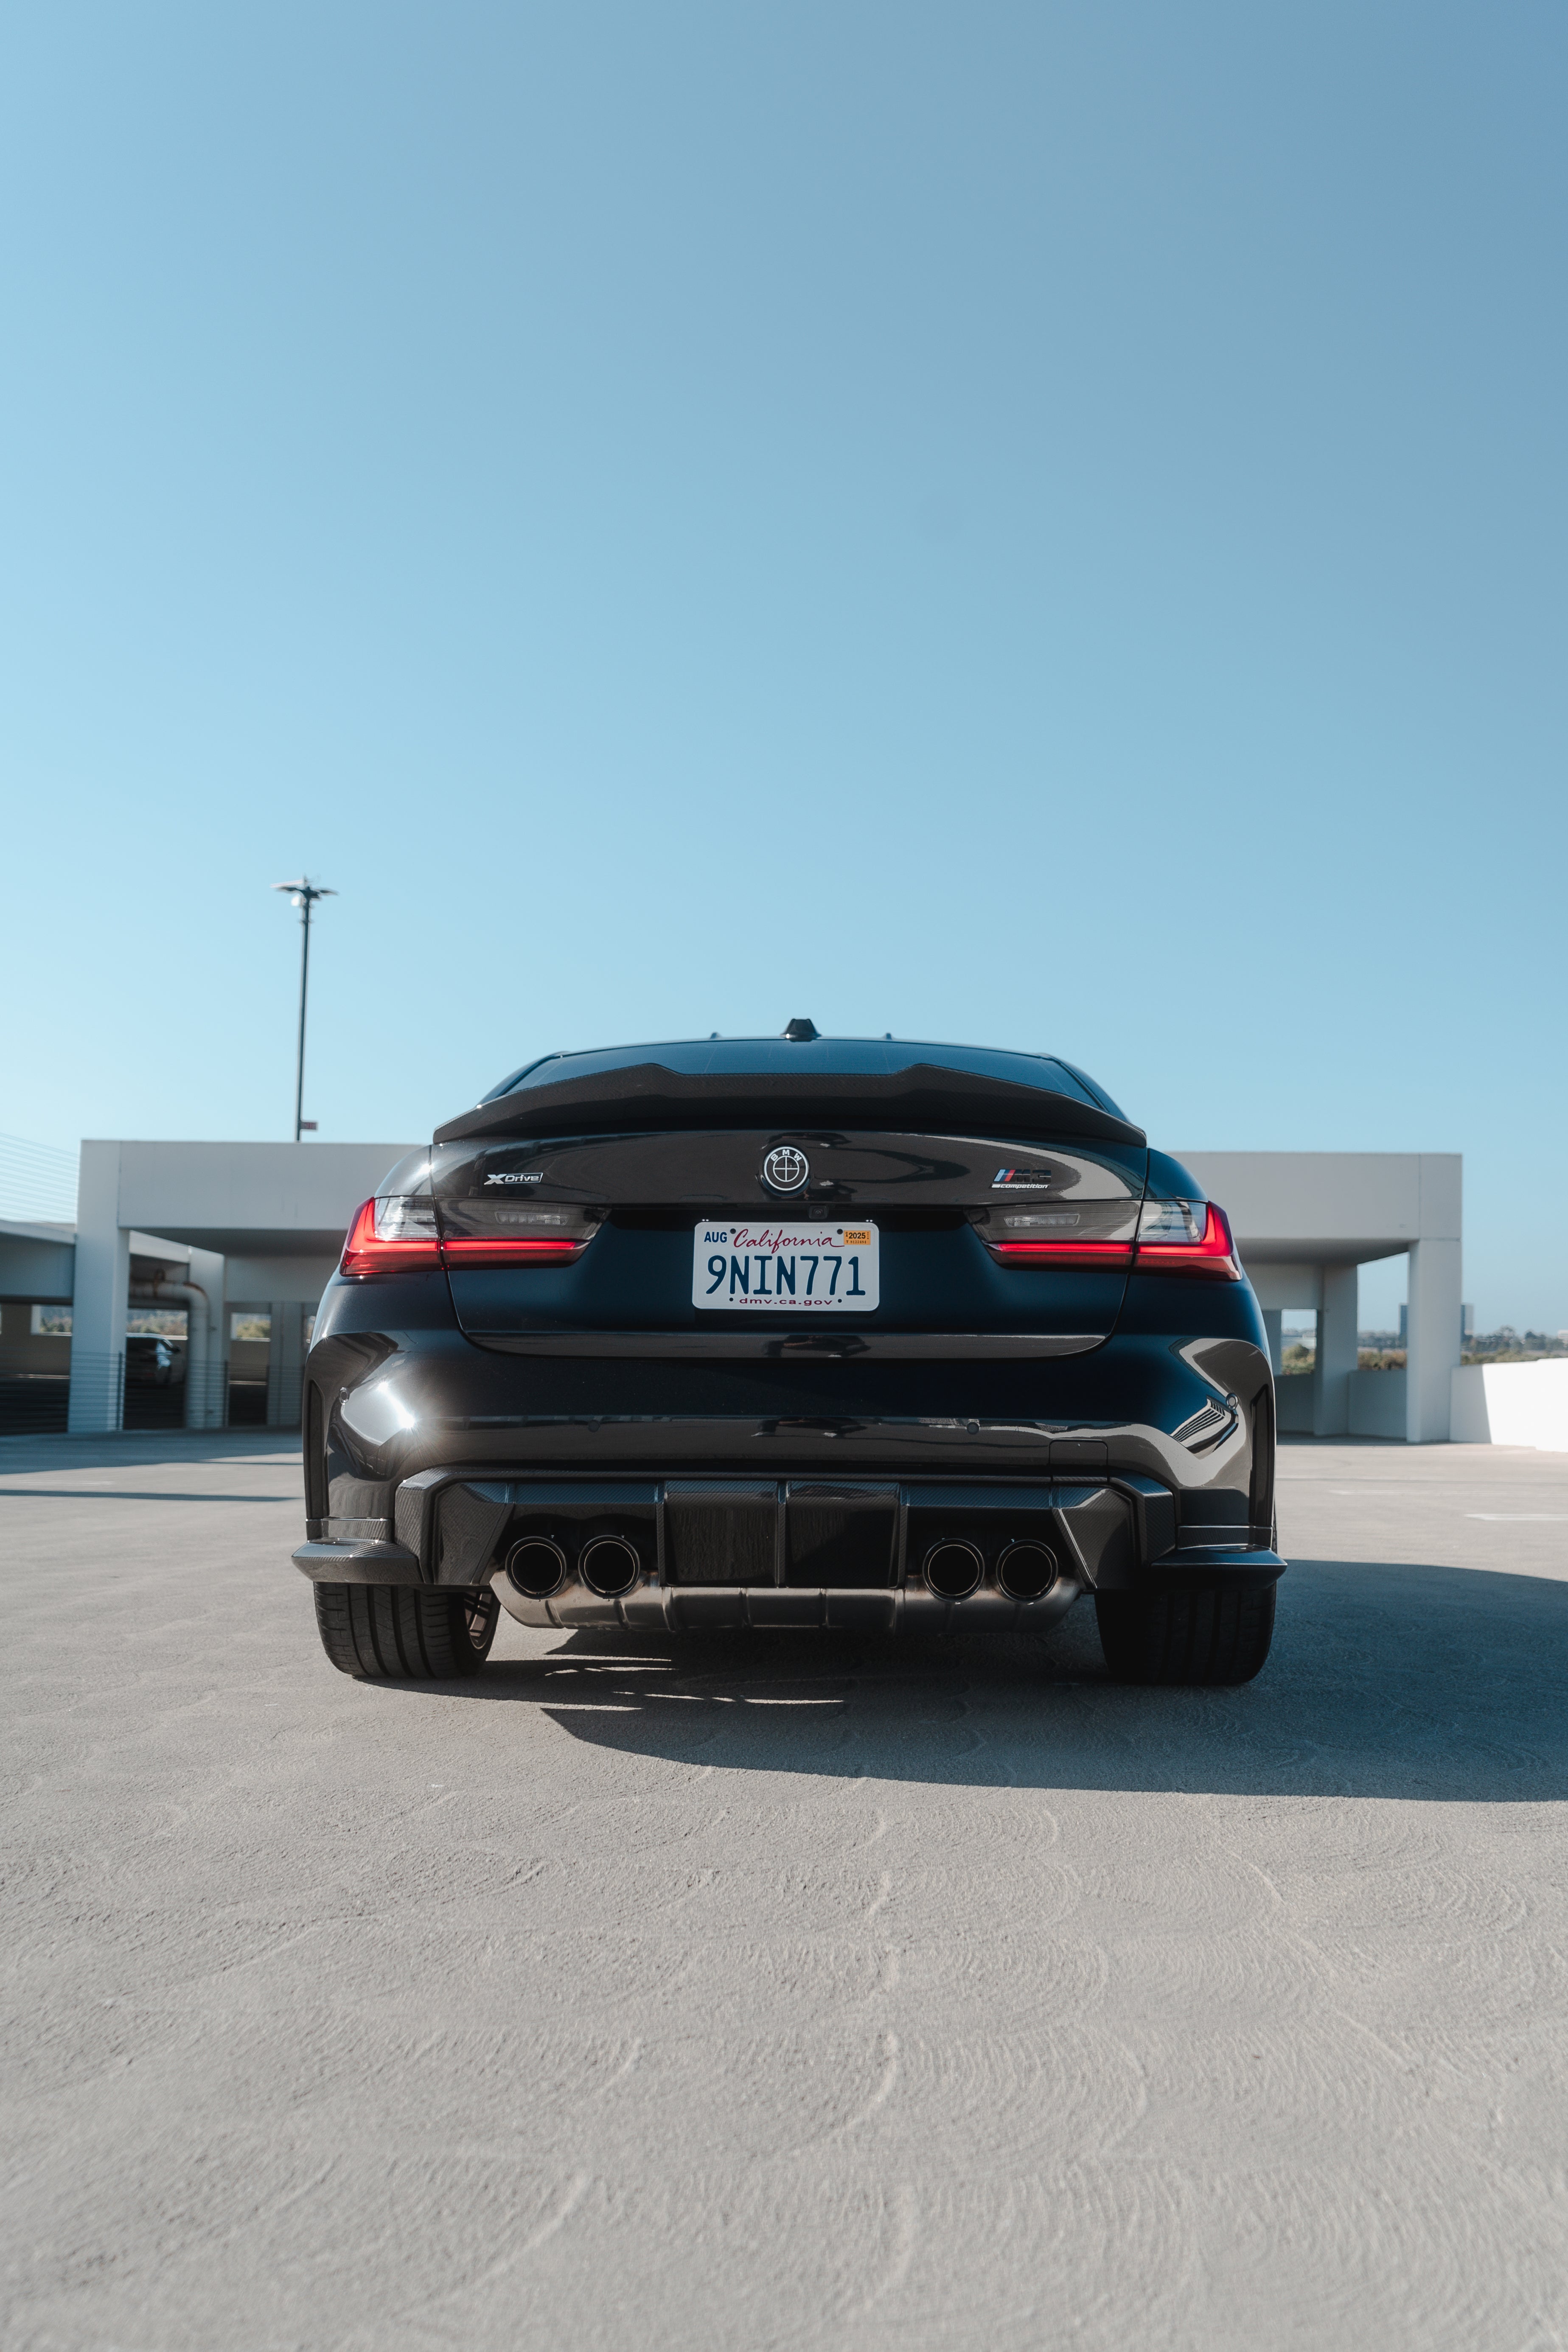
[763,1144,810,1192]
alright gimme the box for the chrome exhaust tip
[996,1540,1059,1601]
[923,1539,984,1600]
[579,1534,641,1599]
[506,1536,568,1599]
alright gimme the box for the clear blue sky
[3,3,1563,1328]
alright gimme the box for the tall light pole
[272,878,337,1140]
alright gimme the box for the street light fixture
[271,877,337,1141]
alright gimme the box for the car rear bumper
[293,1467,1285,1631]
[297,1318,1281,1626]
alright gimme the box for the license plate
[693,1222,880,1312]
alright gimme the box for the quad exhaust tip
[511,1522,1056,1608]
[996,1540,1060,1602]
[578,1534,642,1599]
[923,1536,1061,1603]
[507,1536,568,1599]
[923,1539,984,1601]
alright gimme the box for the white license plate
[693,1222,880,1312]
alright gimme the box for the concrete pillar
[267,1302,305,1428]
[67,1143,128,1432]
[1406,1236,1461,1443]
[184,1248,228,1429]
[1262,1309,1284,1374]
[1311,1264,1359,1437]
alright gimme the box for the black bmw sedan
[294,1030,1283,1687]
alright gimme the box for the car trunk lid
[429,1125,1149,1348]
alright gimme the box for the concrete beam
[222,1253,338,1302]
[1407,1235,1461,1444]
[184,1248,228,1430]
[1175,1152,1461,1264]
[0,1223,77,1302]
[1312,1264,1359,1438]
[67,1144,128,1431]
[107,1142,415,1258]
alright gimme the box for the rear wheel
[313,1582,499,1679]
[1095,1581,1276,1686]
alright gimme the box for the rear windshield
[482,1039,1125,1118]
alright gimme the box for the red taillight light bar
[439,1233,587,1268]
[339,1198,597,1278]
[990,1238,1136,1267]
[985,1201,1241,1280]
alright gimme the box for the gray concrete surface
[4,1433,1567,2351]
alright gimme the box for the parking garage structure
[56,1141,410,1434]
[0,1141,1466,1442]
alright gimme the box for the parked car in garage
[292,1030,1284,1686]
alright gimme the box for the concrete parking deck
[3,1435,1566,2350]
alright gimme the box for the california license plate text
[691,1223,881,1312]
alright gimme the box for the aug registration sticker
[692,1222,881,1312]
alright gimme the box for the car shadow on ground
[416,1556,1568,1803]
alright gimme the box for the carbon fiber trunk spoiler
[433,1061,1147,1149]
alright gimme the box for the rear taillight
[982,1203,1139,1267]
[339,1197,600,1277]
[340,1196,441,1277]
[1133,1199,1240,1278]
[982,1198,1241,1279]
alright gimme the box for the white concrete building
[1180,1151,1461,1444]
[0,1140,1466,1442]
[65,1141,412,1433]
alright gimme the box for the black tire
[313,1582,499,1679]
[1095,1580,1276,1686]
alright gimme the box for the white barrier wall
[1451,1361,1568,1452]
